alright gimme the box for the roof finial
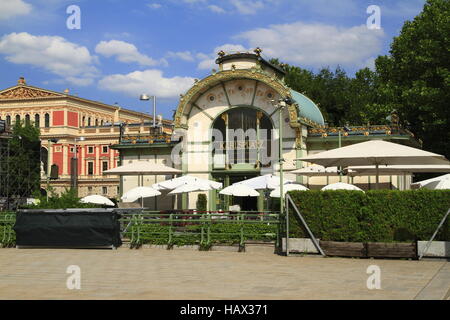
[217,50,226,58]
[18,77,26,85]
[253,47,262,56]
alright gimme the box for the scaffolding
[0,131,41,211]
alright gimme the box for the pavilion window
[15,115,20,123]
[6,115,11,125]
[25,114,30,125]
[212,107,272,166]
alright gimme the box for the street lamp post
[275,97,293,216]
[140,94,157,128]
[46,138,59,201]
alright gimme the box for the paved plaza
[0,248,448,300]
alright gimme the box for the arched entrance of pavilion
[210,106,275,211]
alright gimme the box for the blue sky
[0,0,426,119]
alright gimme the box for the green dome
[290,89,324,126]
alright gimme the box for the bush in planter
[287,189,450,242]
[196,194,207,213]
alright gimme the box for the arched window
[6,115,11,125]
[15,115,20,124]
[100,120,104,126]
[95,119,98,126]
[88,117,91,126]
[25,114,30,125]
[44,113,50,128]
[212,107,272,165]
[35,114,40,128]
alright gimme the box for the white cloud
[0,32,98,85]
[0,0,32,20]
[98,69,195,99]
[230,0,264,15]
[208,5,225,14]
[197,43,248,70]
[147,3,161,9]
[236,22,385,69]
[167,51,195,62]
[95,40,167,67]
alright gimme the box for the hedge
[288,189,450,242]
[134,222,277,246]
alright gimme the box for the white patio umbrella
[121,186,161,207]
[168,182,214,195]
[300,140,450,188]
[270,184,309,198]
[80,195,115,206]
[153,175,222,190]
[236,174,293,190]
[321,182,364,192]
[412,174,450,190]
[104,161,181,175]
[349,164,450,175]
[219,184,260,197]
[291,165,352,176]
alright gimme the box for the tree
[1,121,41,200]
[374,0,450,158]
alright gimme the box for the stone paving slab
[0,248,448,300]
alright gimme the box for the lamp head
[140,94,151,101]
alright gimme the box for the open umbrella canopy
[349,164,450,175]
[219,184,260,197]
[121,186,161,203]
[168,182,214,195]
[236,174,293,190]
[80,195,115,206]
[321,182,364,192]
[291,165,356,176]
[104,161,181,175]
[412,174,450,189]
[270,184,309,198]
[300,140,449,167]
[153,175,222,190]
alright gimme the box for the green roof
[290,89,325,126]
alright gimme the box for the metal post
[419,208,450,260]
[285,195,289,256]
[279,102,284,215]
[153,96,156,128]
[286,194,326,256]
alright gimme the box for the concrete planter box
[418,241,450,258]
[210,244,241,252]
[282,238,319,254]
[172,245,200,251]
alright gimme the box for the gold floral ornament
[253,47,262,56]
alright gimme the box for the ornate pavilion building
[115,50,419,211]
[0,77,172,198]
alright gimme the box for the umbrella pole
[376,164,379,190]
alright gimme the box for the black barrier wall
[14,209,122,248]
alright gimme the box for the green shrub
[196,194,207,212]
[135,220,277,246]
[24,188,100,209]
[288,189,450,242]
